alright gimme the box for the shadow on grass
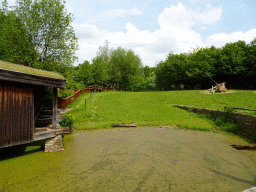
[0,140,45,161]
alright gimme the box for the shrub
[58,89,74,98]
[224,106,235,122]
[60,114,75,132]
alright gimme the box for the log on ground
[112,123,137,127]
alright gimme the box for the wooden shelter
[0,60,69,148]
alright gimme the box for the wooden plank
[17,87,22,145]
[0,68,66,88]
[6,84,11,146]
[9,85,13,146]
[33,127,69,141]
[13,86,19,145]
[52,87,57,129]
[112,123,137,127]
[231,144,256,150]
[0,84,3,147]
[20,88,25,144]
[0,82,35,148]
[2,84,8,147]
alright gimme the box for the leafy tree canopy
[14,0,78,72]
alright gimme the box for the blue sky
[3,0,256,67]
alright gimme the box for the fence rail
[57,87,117,109]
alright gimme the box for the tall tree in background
[15,0,78,72]
[0,0,39,66]
[91,56,109,86]
[74,60,94,87]
[108,47,142,89]
[247,38,256,78]
[91,40,112,85]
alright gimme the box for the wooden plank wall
[0,81,34,148]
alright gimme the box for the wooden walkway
[33,127,69,141]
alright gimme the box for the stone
[44,135,64,152]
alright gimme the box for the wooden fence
[57,86,117,109]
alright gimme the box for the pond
[1,127,256,191]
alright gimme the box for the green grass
[0,60,64,79]
[65,90,256,133]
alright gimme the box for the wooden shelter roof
[0,60,66,88]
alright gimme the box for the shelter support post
[53,87,57,129]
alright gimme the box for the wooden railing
[57,86,117,109]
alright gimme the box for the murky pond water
[1,127,256,191]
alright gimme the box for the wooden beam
[0,68,66,88]
[112,123,137,127]
[52,87,57,129]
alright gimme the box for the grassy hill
[65,90,256,132]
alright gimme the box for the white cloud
[205,3,212,8]
[87,8,142,23]
[87,9,128,23]
[199,7,222,25]
[102,9,128,17]
[158,2,222,27]
[105,22,156,45]
[158,3,195,28]
[72,23,108,64]
[72,3,224,67]
[129,8,142,15]
[207,29,256,48]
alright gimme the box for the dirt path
[1,126,256,191]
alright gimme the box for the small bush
[224,106,235,122]
[60,114,75,133]
[58,89,74,98]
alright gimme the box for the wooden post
[162,88,163,91]
[85,99,86,110]
[132,88,133,92]
[52,87,57,129]
[105,87,106,92]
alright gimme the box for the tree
[14,0,78,71]
[96,40,113,64]
[0,1,39,66]
[186,47,213,88]
[91,56,109,85]
[108,47,142,89]
[143,65,151,77]
[250,37,256,46]
[75,60,94,86]
[146,71,156,90]
[90,40,112,86]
